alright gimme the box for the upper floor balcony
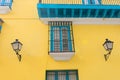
[37,0,120,24]
[0,0,13,14]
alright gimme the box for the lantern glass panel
[106,42,113,50]
[18,43,22,51]
[12,42,19,50]
[103,43,108,50]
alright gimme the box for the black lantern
[103,39,114,61]
[103,39,113,51]
[11,39,23,61]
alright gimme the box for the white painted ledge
[49,52,75,61]
[39,18,120,24]
[0,6,11,14]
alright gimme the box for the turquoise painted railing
[37,0,120,18]
[37,4,120,18]
[39,0,120,5]
[0,0,13,7]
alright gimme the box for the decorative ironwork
[48,21,75,53]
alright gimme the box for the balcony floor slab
[0,6,11,14]
[49,52,75,61]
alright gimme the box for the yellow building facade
[0,0,120,80]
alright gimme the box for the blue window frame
[40,8,48,17]
[66,9,72,17]
[83,0,101,5]
[49,8,56,17]
[58,9,64,17]
[46,70,79,80]
[113,10,120,18]
[49,22,74,53]
[50,26,72,52]
[74,9,80,17]
[90,9,96,17]
[0,19,4,32]
[97,9,104,17]
[0,25,1,32]
[0,0,13,10]
[105,9,112,18]
[82,9,88,17]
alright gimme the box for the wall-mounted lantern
[11,39,23,62]
[103,39,114,61]
[0,18,4,32]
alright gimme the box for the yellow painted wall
[0,0,120,80]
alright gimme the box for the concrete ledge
[39,18,120,24]
[49,52,75,61]
[0,6,11,14]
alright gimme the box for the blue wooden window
[98,9,104,17]
[90,9,96,17]
[0,0,12,6]
[0,19,3,32]
[50,25,72,52]
[83,0,101,5]
[105,9,112,18]
[113,10,120,18]
[50,8,56,17]
[40,8,48,17]
[82,9,88,17]
[66,9,72,17]
[46,70,79,80]
[74,9,80,17]
[58,9,64,17]
[0,25,1,31]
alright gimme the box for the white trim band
[40,18,120,24]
